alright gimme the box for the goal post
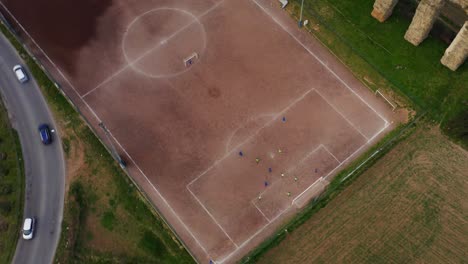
[375,89,396,111]
[183,52,199,67]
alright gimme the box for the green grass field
[257,124,468,263]
[0,100,24,264]
[288,0,467,146]
[0,22,195,264]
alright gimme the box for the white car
[22,217,35,240]
[13,65,28,83]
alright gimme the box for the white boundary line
[314,89,369,141]
[251,200,271,223]
[250,0,389,127]
[367,122,389,143]
[107,131,213,257]
[376,89,396,111]
[186,185,239,248]
[321,144,341,163]
[224,113,276,154]
[291,144,325,173]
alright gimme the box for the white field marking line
[106,130,213,258]
[81,0,225,99]
[367,122,389,143]
[0,2,217,258]
[251,200,271,223]
[324,124,388,181]
[321,144,341,163]
[291,177,324,206]
[250,0,389,127]
[224,113,276,154]
[376,90,396,110]
[294,144,325,171]
[216,206,292,264]
[314,89,369,141]
[187,88,316,188]
[81,64,130,98]
[186,185,239,248]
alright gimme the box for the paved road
[0,34,65,264]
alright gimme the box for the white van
[13,65,28,83]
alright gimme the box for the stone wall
[404,0,446,46]
[371,0,400,22]
[441,21,468,70]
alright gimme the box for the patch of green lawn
[0,101,24,264]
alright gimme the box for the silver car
[22,217,35,240]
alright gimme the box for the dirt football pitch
[1,0,396,262]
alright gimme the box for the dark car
[38,124,52,145]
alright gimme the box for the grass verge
[0,99,24,264]
[0,20,195,264]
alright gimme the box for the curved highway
[0,34,65,264]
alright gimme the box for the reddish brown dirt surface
[0,0,396,262]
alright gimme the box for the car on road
[38,124,52,145]
[13,65,28,83]
[22,217,35,240]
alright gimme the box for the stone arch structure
[371,0,467,71]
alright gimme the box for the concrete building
[371,0,467,71]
